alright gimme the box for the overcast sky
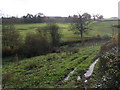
[0,0,119,18]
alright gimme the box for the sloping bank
[88,41,120,88]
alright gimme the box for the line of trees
[22,13,45,23]
[2,13,104,24]
[93,14,104,20]
[2,13,45,24]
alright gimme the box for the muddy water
[84,58,99,78]
[77,76,81,80]
[64,58,99,81]
[64,68,77,80]
[83,58,99,89]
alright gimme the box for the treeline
[2,23,61,58]
[2,13,72,24]
[2,13,45,24]
[2,13,104,24]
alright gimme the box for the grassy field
[3,43,101,88]
[86,21,118,37]
[15,23,80,41]
[15,20,118,41]
[2,20,119,88]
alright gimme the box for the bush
[2,46,13,57]
[2,25,21,48]
[23,33,50,57]
[2,24,21,57]
[48,23,61,47]
[96,34,101,38]
[37,23,61,47]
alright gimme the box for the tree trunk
[80,30,83,38]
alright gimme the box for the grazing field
[15,20,118,41]
[15,23,80,41]
[86,21,118,37]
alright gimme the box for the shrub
[48,23,61,47]
[2,72,13,87]
[23,33,50,57]
[2,24,21,57]
[2,25,21,48]
[96,34,101,38]
[2,46,13,57]
[37,23,61,47]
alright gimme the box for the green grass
[3,45,100,88]
[3,20,119,88]
[15,23,80,41]
[86,21,118,37]
[15,23,46,38]
[55,46,100,88]
[15,20,118,42]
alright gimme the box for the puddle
[64,58,99,81]
[84,80,88,83]
[77,76,81,80]
[64,75,70,81]
[64,68,77,80]
[84,58,99,78]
